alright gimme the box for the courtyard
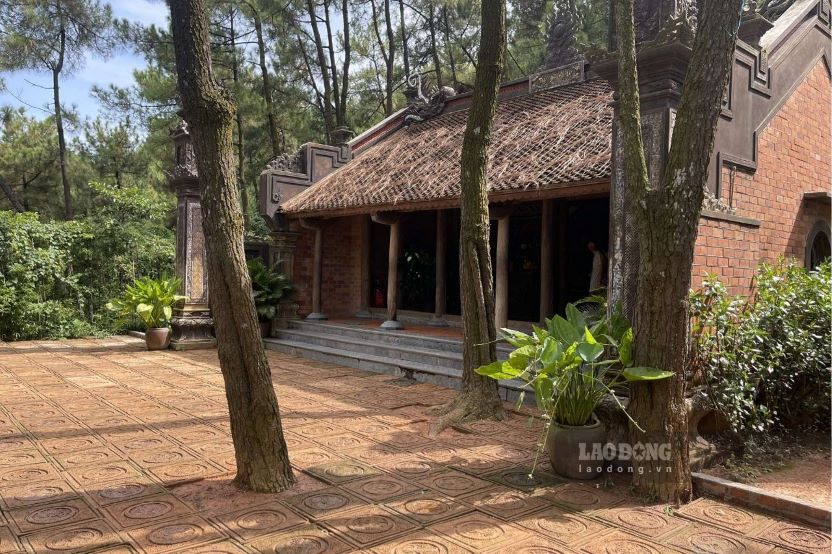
[0,337,827,553]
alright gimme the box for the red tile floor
[0,337,828,553]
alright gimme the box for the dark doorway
[554,196,610,314]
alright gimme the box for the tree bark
[306,0,335,138]
[54,0,72,220]
[431,0,505,433]
[399,0,410,76]
[169,0,294,493]
[428,2,443,87]
[616,0,742,503]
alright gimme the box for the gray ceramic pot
[546,415,606,480]
[145,328,170,350]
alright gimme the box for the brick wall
[289,216,364,318]
[693,61,831,293]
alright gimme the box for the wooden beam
[430,210,449,327]
[495,215,510,329]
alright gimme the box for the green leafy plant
[476,299,672,430]
[248,259,293,321]
[106,276,184,329]
[690,260,831,434]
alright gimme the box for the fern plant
[248,259,293,321]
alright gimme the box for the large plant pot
[145,328,170,351]
[546,415,606,480]
[259,320,271,338]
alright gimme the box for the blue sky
[0,0,168,122]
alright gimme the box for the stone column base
[170,312,216,350]
[380,319,404,330]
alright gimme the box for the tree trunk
[428,2,443,87]
[229,7,248,226]
[169,0,294,493]
[616,0,742,503]
[399,0,410,76]
[0,176,24,213]
[383,0,395,115]
[250,6,281,158]
[431,0,505,433]
[53,1,71,220]
[307,0,335,138]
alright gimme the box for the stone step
[287,319,513,355]
[274,327,501,371]
[263,337,529,403]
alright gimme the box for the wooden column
[300,219,327,320]
[539,200,554,322]
[429,210,449,327]
[557,201,568,312]
[372,212,404,330]
[356,216,372,318]
[495,215,510,329]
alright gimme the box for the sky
[0,0,168,123]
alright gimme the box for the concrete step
[274,327,497,371]
[288,319,513,355]
[263,337,529,402]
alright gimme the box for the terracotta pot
[259,320,271,338]
[546,414,606,480]
[145,328,170,351]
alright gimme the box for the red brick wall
[693,61,831,293]
[290,216,364,318]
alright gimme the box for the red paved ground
[0,337,829,553]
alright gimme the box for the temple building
[257,0,829,339]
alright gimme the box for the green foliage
[476,298,670,428]
[690,261,832,434]
[107,276,184,329]
[0,183,174,340]
[248,259,293,321]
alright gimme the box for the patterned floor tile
[87,477,166,507]
[596,504,687,539]
[0,525,21,554]
[753,520,831,553]
[580,529,676,553]
[66,461,144,487]
[318,505,419,548]
[429,512,527,551]
[675,497,775,535]
[0,478,77,510]
[491,535,580,554]
[343,475,420,503]
[126,515,226,554]
[459,486,550,520]
[306,459,381,485]
[417,469,493,498]
[535,483,623,512]
[102,494,195,529]
[385,490,473,525]
[371,530,475,554]
[215,500,306,541]
[516,505,609,546]
[24,519,122,554]
[8,497,98,534]
[283,487,367,519]
[246,523,353,554]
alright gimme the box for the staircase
[263,320,528,402]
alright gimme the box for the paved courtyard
[0,337,828,553]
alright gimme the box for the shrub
[0,183,174,340]
[689,260,831,434]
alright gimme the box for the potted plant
[476,299,672,479]
[107,276,185,350]
[248,259,293,337]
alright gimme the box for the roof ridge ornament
[403,73,455,126]
[543,0,585,69]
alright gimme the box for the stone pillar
[596,1,696,318]
[429,210,449,327]
[269,230,300,331]
[539,200,554,322]
[169,121,215,351]
[495,215,510,329]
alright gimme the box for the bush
[0,183,174,340]
[689,260,831,434]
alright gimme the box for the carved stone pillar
[169,121,215,351]
[269,230,301,332]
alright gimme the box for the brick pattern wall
[290,216,364,318]
[693,61,831,293]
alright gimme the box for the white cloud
[109,0,168,28]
